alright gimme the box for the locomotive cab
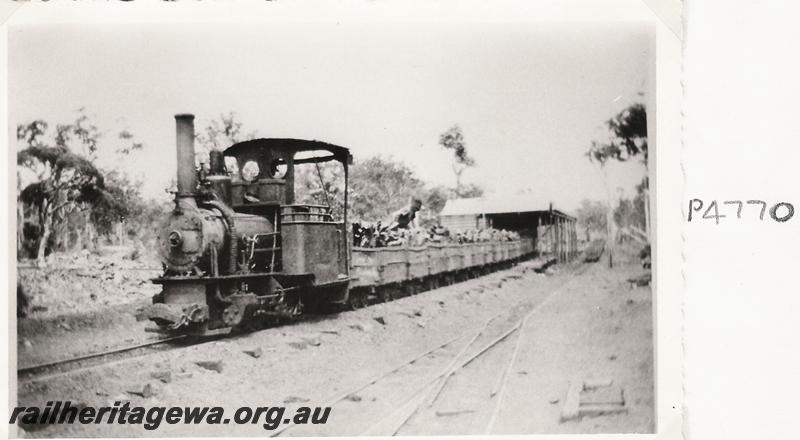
[222,139,353,291]
[143,115,352,335]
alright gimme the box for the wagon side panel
[445,244,463,272]
[429,245,448,275]
[350,248,379,288]
[377,247,410,284]
[407,246,430,279]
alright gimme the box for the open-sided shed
[439,195,578,263]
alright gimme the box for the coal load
[352,222,520,248]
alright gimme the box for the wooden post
[569,220,575,260]
[537,216,542,255]
[561,217,564,262]
[548,215,552,258]
[560,217,565,263]
[568,219,573,261]
[557,217,562,263]
[567,219,571,261]
[553,216,558,261]
[567,219,572,261]
[561,219,569,263]
[575,221,578,259]
[571,220,575,260]
[552,216,557,261]
[555,216,560,262]
[565,218,568,262]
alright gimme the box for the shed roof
[439,195,574,220]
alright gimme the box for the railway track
[380,262,591,436]
[395,263,592,436]
[17,335,204,383]
[18,260,585,407]
[274,262,591,437]
[17,256,555,385]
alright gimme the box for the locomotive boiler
[142,114,352,335]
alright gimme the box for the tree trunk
[37,204,53,266]
[73,227,83,252]
[17,199,24,258]
[117,222,124,245]
[602,165,615,268]
[601,165,616,268]
[89,222,95,250]
[644,186,651,241]
[17,170,25,258]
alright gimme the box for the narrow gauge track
[17,258,573,393]
[17,336,204,383]
[17,314,326,384]
[274,262,591,437]
[17,255,552,385]
[388,262,592,436]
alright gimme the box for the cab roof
[224,138,352,165]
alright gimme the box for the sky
[10,21,652,212]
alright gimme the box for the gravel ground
[493,262,654,434]
[17,301,153,368]
[17,248,161,321]
[14,260,653,437]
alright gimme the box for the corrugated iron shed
[440,195,575,220]
[438,194,579,263]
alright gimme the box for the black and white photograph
[7,1,680,437]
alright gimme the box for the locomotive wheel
[357,291,368,308]
[347,290,366,310]
[221,304,245,327]
[352,291,364,309]
[378,287,393,303]
[346,292,358,311]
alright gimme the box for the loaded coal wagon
[347,237,534,307]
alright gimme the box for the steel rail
[483,262,594,434]
[14,262,513,383]
[363,316,500,436]
[364,262,593,436]
[274,260,563,436]
[360,319,524,436]
[17,335,188,381]
[269,330,473,437]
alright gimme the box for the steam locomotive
[141,114,534,336]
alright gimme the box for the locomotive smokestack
[175,114,197,197]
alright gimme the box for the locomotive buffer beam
[136,303,209,330]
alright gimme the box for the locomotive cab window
[224,156,239,177]
[293,150,346,222]
[269,158,288,179]
[241,160,260,182]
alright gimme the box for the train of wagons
[141,114,535,335]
